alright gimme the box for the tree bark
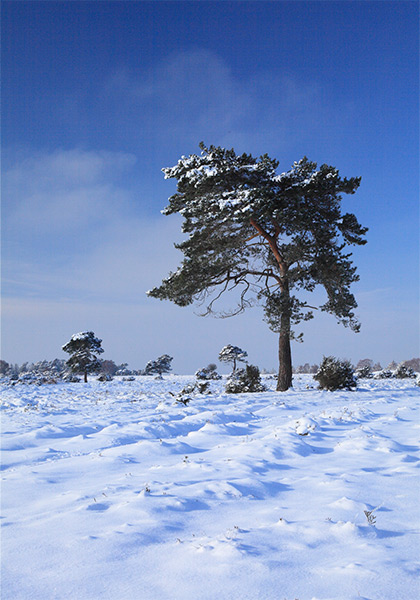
[277,282,293,391]
[249,217,292,390]
[84,370,88,383]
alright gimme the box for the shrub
[97,373,113,382]
[195,363,222,380]
[355,364,373,379]
[174,381,210,405]
[374,369,393,379]
[393,362,416,379]
[225,365,266,393]
[314,356,356,391]
[62,373,81,383]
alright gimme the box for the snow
[1,375,419,600]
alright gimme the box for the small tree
[144,354,173,377]
[62,331,104,383]
[0,360,10,375]
[148,144,367,391]
[218,344,248,372]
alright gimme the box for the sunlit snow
[1,375,419,600]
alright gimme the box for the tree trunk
[84,370,88,383]
[277,283,293,391]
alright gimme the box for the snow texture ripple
[1,375,419,600]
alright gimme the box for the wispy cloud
[3,148,137,235]
[2,147,182,303]
[104,48,340,158]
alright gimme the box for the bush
[62,373,81,383]
[195,363,222,380]
[393,362,416,379]
[174,381,211,405]
[225,365,266,393]
[373,369,393,379]
[97,373,113,382]
[314,356,356,391]
[355,364,373,379]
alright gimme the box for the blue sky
[2,1,419,372]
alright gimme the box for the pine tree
[62,332,104,383]
[218,344,248,372]
[144,354,173,377]
[148,144,367,391]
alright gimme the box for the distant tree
[148,144,367,391]
[144,354,173,377]
[100,360,119,377]
[218,344,248,372]
[387,360,398,370]
[62,332,104,383]
[0,360,10,375]
[356,358,374,370]
[295,362,311,374]
[372,362,382,372]
[403,358,420,373]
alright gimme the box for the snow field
[1,376,419,600]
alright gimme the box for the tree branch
[249,218,286,275]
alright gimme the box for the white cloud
[3,148,137,235]
[1,146,191,329]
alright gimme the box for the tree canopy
[62,331,104,383]
[148,144,367,390]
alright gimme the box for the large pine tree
[148,144,367,391]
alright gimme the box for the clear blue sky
[2,1,419,372]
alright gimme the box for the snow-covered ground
[1,375,419,600]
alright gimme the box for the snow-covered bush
[415,375,420,387]
[195,363,222,380]
[97,373,113,382]
[62,372,81,383]
[393,362,416,379]
[355,364,373,379]
[225,365,265,394]
[115,363,132,376]
[374,369,393,379]
[14,373,58,386]
[314,356,356,391]
[174,381,210,405]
